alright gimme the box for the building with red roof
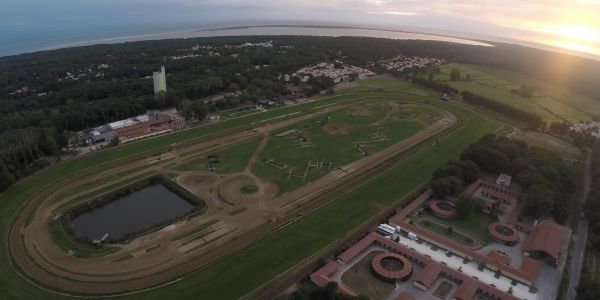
[522,220,568,265]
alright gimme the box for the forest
[578,143,600,299]
[0,35,599,191]
[431,134,581,223]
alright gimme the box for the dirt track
[8,100,457,295]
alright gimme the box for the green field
[174,138,261,173]
[423,210,496,244]
[253,100,438,193]
[0,77,499,299]
[435,63,599,122]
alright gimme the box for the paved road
[565,150,592,300]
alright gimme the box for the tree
[110,136,120,146]
[450,68,462,81]
[449,160,479,183]
[227,83,239,92]
[433,165,462,179]
[455,194,484,217]
[524,184,555,218]
[178,99,193,121]
[191,101,208,121]
[520,83,535,98]
[431,176,463,198]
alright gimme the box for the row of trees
[579,143,600,299]
[584,144,600,250]
[461,91,545,129]
[411,77,459,95]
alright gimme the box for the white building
[496,173,512,186]
[153,65,167,95]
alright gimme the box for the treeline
[430,160,479,199]
[0,36,598,191]
[412,77,544,129]
[0,127,62,190]
[584,144,600,251]
[579,144,600,298]
[0,36,345,191]
[411,77,459,94]
[461,91,544,129]
[458,134,581,223]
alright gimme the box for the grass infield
[1,80,499,299]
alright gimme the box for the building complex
[311,174,570,300]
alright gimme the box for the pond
[71,184,196,242]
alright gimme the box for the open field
[0,76,499,299]
[506,128,582,158]
[253,100,439,193]
[174,138,262,172]
[435,63,600,122]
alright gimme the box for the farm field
[435,63,599,122]
[0,76,499,299]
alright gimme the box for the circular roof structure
[371,252,413,282]
[429,200,457,219]
[488,223,519,245]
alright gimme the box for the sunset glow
[2,0,600,58]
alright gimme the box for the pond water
[71,184,195,241]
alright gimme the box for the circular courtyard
[371,252,413,282]
[488,223,519,245]
[429,200,457,219]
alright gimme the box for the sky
[2,0,600,58]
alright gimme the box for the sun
[538,24,600,43]
[552,40,592,53]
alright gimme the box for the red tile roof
[488,250,511,266]
[310,233,520,300]
[522,221,567,261]
[114,116,172,139]
[413,263,442,288]
[337,234,378,263]
[453,278,479,300]
[480,186,515,203]
[392,221,540,284]
[389,189,432,224]
[395,292,416,300]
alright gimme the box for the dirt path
[245,124,271,172]
[8,100,458,295]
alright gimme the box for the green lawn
[48,219,120,258]
[435,63,598,122]
[0,79,499,299]
[419,218,481,246]
[174,138,261,173]
[253,100,437,193]
[424,210,496,244]
[57,164,153,199]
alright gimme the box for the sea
[1,25,492,58]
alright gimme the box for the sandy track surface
[8,101,456,295]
